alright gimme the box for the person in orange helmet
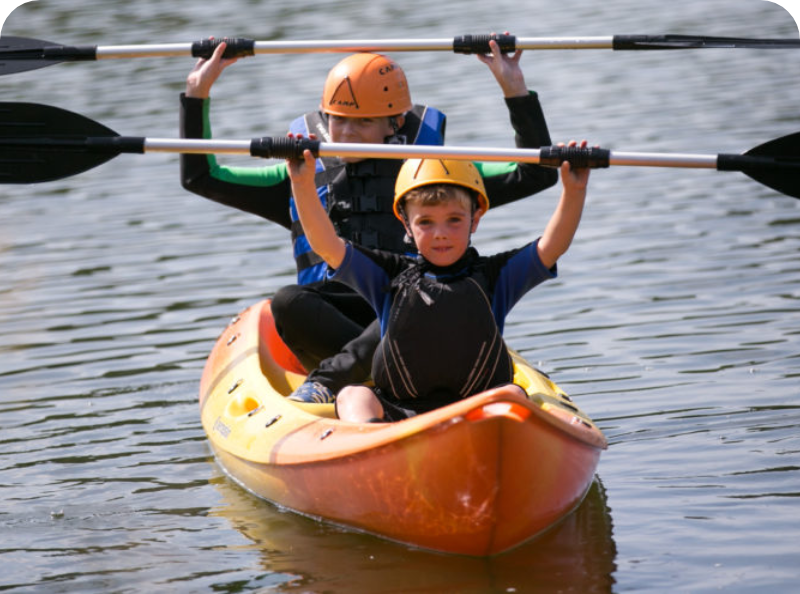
[286,150,590,422]
[180,38,558,403]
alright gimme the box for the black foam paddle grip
[250,137,321,160]
[453,34,516,54]
[192,38,256,59]
[539,146,611,169]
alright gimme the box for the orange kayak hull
[199,300,607,556]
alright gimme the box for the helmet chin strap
[385,114,407,145]
[399,206,418,251]
[468,210,476,247]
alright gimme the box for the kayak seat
[258,301,306,375]
[255,300,308,400]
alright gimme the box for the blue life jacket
[288,105,446,285]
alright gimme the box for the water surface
[1,0,799,591]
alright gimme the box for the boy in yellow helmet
[286,147,589,422]
[180,39,558,404]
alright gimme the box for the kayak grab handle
[465,402,532,423]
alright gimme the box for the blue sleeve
[328,244,394,329]
[492,239,557,332]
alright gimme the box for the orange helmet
[321,53,413,118]
[393,159,489,220]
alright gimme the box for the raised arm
[477,34,558,207]
[537,141,591,269]
[179,41,294,228]
[286,148,347,269]
[186,40,239,99]
[476,35,528,99]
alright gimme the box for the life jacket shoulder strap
[289,105,446,147]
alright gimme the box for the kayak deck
[199,300,606,555]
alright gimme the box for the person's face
[403,196,481,267]
[328,115,395,163]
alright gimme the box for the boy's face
[403,197,482,267]
[328,115,396,163]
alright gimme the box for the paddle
[1,101,798,199]
[2,33,799,75]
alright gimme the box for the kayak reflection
[209,473,617,593]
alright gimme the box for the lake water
[1,0,799,591]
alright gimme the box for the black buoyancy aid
[288,105,446,285]
[372,254,514,411]
[323,159,409,253]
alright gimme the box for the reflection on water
[210,473,617,593]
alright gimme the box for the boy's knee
[336,386,366,408]
[272,285,316,350]
[271,284,306,320]
[335,386,383,422]
[272,285,325,332]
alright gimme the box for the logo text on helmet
[328,77,360,110]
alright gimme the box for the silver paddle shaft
[142,138,720,169]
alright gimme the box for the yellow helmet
[321,53,413,118]
[393,159,489,220]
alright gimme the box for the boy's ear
[471,209,484,233]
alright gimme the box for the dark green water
[1,0,799,591]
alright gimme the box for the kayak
[199,299,607,556]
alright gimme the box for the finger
[501,31,522,59]
[211,40,228,62]
[488,38,500,59]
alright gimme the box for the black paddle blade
[0,102,123,184]
[613,34,800,50]
[718,132,800,199]
[0,36,67,75]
